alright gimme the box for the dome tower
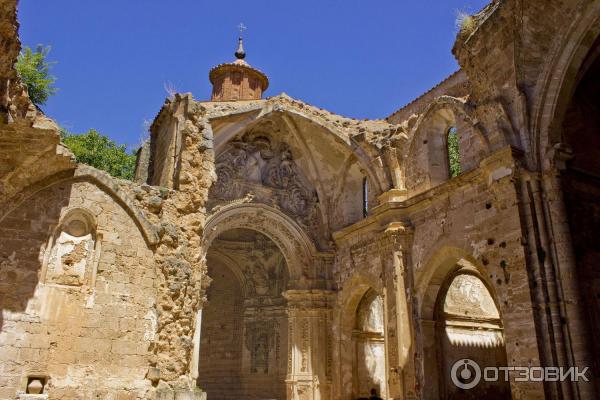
[209,34,269,101]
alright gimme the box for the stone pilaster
[378,222,416,400]
[541,144,595,399]
[284,290,334,400]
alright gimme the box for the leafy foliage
[15,45,57,106]
[61,129,137,180]
[447,127,461,178]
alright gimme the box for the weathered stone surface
[1,0,599,399]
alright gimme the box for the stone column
[379,222,416,400]
[190,308,203,381]
[284,290,335,400]
[541,145,595,399]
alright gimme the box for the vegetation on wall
[61,129,137,180]
[447,127,461,178]
[15,44,138,180]
[455,11,476,38]
[15,45,57,106]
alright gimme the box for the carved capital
[379,222,414,252]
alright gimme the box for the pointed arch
[0,166,159,246]
[203,202,317,285]
[404,97,490,194]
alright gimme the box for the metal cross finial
[238,23,247,37]
[235,23,247,59]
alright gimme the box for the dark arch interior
[560,37,600,382]
[198,228,289,400]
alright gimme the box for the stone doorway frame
[202,202,317,285]
[197,202,332,400]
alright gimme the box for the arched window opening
[362,177,369,218]
[447,127,461,178]
[353,289,386,399]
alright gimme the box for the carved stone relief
[213,233,288,297]
[245,319,275,373]
[43,210,98,287]
[444,274,499,318]
[209,133,320,232]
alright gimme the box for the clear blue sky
[18,0,488,149]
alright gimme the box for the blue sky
[18,0,488,149]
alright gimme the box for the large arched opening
[198,203,319,399]
[198,228,289,400]
[556,33,600,385]
[433,271,510,400]
[352,289,387,399]
[531,6,600,396]
[418,252,509,400]
[334,273,389,400]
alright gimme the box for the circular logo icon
[451,358,482,390]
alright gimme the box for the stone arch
[281,113,387,225]
[40,206,100,288]
[334,272,385,400]
[415,246,491,321]
[199,224,291,400]
[406,97,490,161]
[533,1,600,170]
[0,166,159,246]
[208,99,390,203]
[433,270,509,400]
[530,7,600,396]
[416,246,507,399]
[203,203,316,285]
[54,207,97,237]
[404,97,490,193]
[272,99,392,194]
[205,247,251,298]
[330,154,374,228]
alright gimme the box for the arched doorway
[198,228,289,400]
[352,289,387,399]
[558,34,600,384]
[434,271,509,400]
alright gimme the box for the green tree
[447,127,461,178]
[61,129,137,180]
[15,45,57,106]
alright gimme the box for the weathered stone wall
[0,102,215,399]
[333,147,546,399]
[198,257,243,399]
[409,149,543,399]
[2,0,600,398]
[403,100,488,196]
[0,179,156,399]
[451,1,600,397]
[386,70,469,125]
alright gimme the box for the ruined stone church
[1,0,599,399]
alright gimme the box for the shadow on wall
[0,179,73,332]
[560,37,600,384]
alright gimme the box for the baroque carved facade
[1,0,600,399]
